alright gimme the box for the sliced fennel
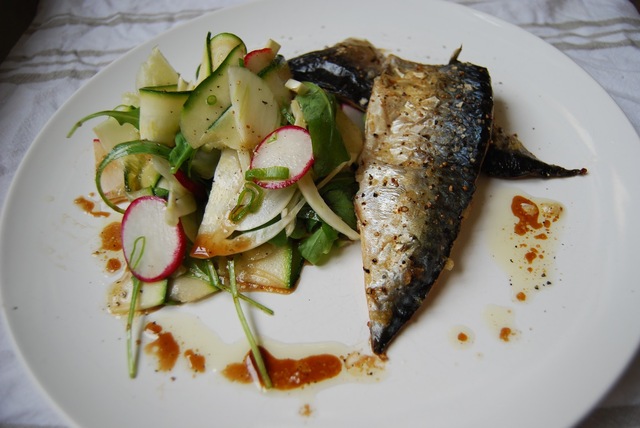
[297,173,359,241]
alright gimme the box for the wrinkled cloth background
[1,0,639,426]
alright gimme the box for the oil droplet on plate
[449,325,475,349]
[488,188,565,302]
[483,304,520,342]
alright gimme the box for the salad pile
[68,32,364,385]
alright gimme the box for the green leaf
[169,132,195,174]
[295,83,349,178]
[298,223,339,265]
[67,106,139,138]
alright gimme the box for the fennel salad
[68,32,364,386]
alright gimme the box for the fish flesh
[288,40,587,180]
[354,54,493,354]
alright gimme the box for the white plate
[2,0,639,427]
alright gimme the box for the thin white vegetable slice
[297,173,360,241]
[121,195,187,282]
[234,185,297,231]
[192,195,306,258]
[192,148,245,251]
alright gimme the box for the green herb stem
[202,260,274,316]
[126,236,146,379]
[227,258,272,389]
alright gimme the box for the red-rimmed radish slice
[173,169,207,201]
[244,47,276,74]
[249,125,314,189]
[121,195,186,282]
[244,39,280,74]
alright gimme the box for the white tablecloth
[1,0,639,426]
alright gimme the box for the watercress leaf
[298,223,338,265]
[169,132,195,174]
[67,106,140,138]
[295,83,349,178]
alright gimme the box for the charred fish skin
[287,38,384,108]
[482,127,588,178]
[355,55,493,355]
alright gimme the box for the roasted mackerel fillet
[354,53,493,355]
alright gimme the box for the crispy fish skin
[482,127,588,178]
[355,55,493,355]
[288,38,384,108]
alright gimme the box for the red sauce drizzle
[222,346,343,390]
[184,349,206,373]
[499,327,513,342]
[100,222,122,251]
[511,195,542,235]
[74,196,110,218]
[144,322,180,372]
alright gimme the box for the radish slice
[244,47,276,74]
[121,196,187,282]
[249,125,314,189]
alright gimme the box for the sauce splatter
[488,189,565,302]
[144,322,180,372]
[184,349,206,373]
[100,222,122,251]
[222,346,343,390]
[484,305,520,343]
[96,221,123,273]
[74,196,110,218]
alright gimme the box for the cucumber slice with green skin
[224,242,303,291]
[168,275,219,303]
[180,43,247,149]
[258,55,292,109]
[196,32,246,84]
[107,271,168,314]
[200,105,242,151]
[226,66,280,151]
[138,85,190,145]
[123,155,161,194]
[136,46,180,90]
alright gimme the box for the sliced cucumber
[123,154,161,194]
[259,55,292,109]
[200,105,242,151]
[136,46,180,90]
[227,66,280,151]
[210,33,246,73]
[196,32,245,84]
[227,242,303,291]
[180,43,247,149]
[107,271,168,314]
[138,85,190,145]
[93,116,140,153]
[167,275,219,303]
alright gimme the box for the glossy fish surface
[354,55,493,355]
[290,39,586,180]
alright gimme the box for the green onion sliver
[229,182,264,223]
[245,166,290,181]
